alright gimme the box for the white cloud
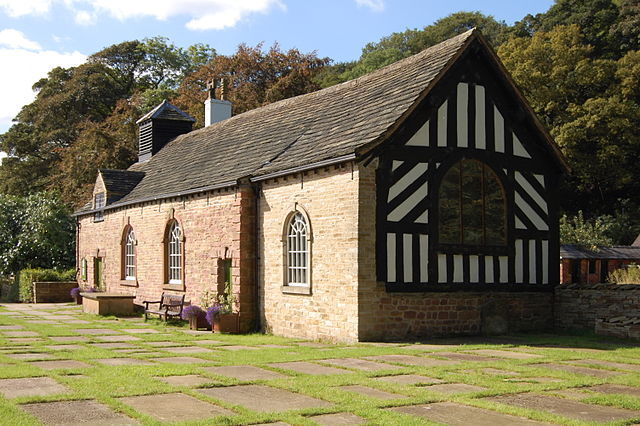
[74,9,95,25]
[354,0,384,12]
[0,0,285,30]
[0,29,42,50]
[0,31,86,132]
[0,0,52,17]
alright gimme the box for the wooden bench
[143,293,185,321]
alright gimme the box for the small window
[588,260,596,274]
[94,192,105,222]
[286,212,309,286]
[439,159,506,248]
[80,258,87,281]
[124,228,136,280]
[166,221,183,284]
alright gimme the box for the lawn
[0,302,639,425]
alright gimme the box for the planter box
[81,292,135,316]
[214,313,240,333]
[189,315,211,330]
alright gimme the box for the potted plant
[70,287,82,304]
[180,305,209,330]
[213,291,240,333]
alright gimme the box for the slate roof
[76,29,566,215]
[99,169,145,204]
[560,245,640,260]
[135,100,195,124]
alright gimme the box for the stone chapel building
[74,29,568,342]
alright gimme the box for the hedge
[18,268,76,303]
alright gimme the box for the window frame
[80,258,87,281]
[120,226,137,286]
[436,157,509,256]
[93,192,105,222]
[282,208,312,295]
[163,219,185,291]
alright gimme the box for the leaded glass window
[286,212,309,286]
[439,159,506,246]
[94,192,105,222]
[124,228,136,280]
[167,221,182,284]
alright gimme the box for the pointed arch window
[438,159,507,249]
[166,221,183,284]
[123,228,136,280]
[286,212,310,287]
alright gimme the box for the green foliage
[0,192,75,276]
[560,211,614,248]
[17,268,75,303]
[337,11,509,82]
[608,265,640,284]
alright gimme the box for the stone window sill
[163,283,185,292]
[281,285,311,295]
[120,279,138,287]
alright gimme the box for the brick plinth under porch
[358,290,554,341]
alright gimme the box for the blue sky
[0,0,555,141]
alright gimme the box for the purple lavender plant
[205,304,222,326]
[181,304,204,320]
[70,287,81,298]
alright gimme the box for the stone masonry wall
[259,164,360,342]
[357,160,554,341]
[555,283,640,331]
[77,186,255,331]
[33,281,77,303]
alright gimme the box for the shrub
[205,304,221,326]
[18,268,76,303]
[608,265,640,284]
[180,304,204,321]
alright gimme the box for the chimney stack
[204,79,232,127]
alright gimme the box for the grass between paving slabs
[0,304,639,425]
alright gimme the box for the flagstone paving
[2,302,640,425]
[390,401,549,425]
[432,351,497,362]
[203,365,288,380]
[586,384,640,397]
[50,336,88,342]
[198,384,332,412]
[72,328,117,335]
[423,383,488,394]
[96,334,142,342]
[162,345,217,354]
[155,374,219,387]
[318,358,403,372]
[150,356,210,364]
[2,330,39,337]
[365,354,458,367]
[467,349,544,359]
[119,392,233,422]
[0,377,69,398]
[489,393,640,422]
[21,399,137,425]
[308,412,365,425]
[29,360,92,370]
[94,357,155,366]
[268,361,348,375]
[340,384,405,400]
[568,359,640,372]
[534,363,623,378]
[5,352,55,360]
[373,374,444,385]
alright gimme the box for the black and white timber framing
[375,43,564,292]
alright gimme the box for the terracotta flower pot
[213,313,240,333]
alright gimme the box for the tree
[0,192,74,275]
[174,43,330,126]
[560,211,614,248]
[0,37,214,204]
[521,0,621,58]
[610,0,640,52]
